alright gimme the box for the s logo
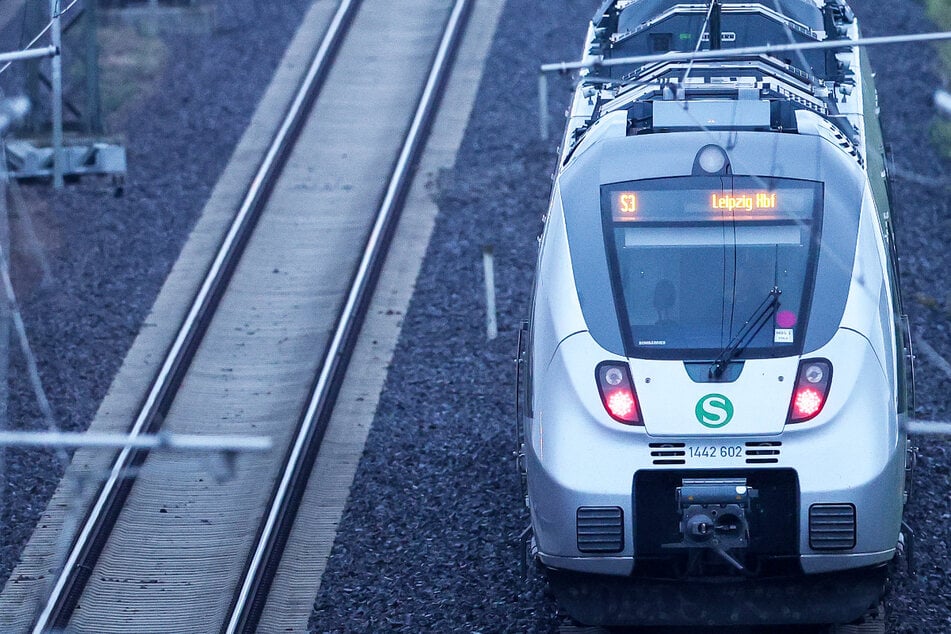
[695,394,734,428]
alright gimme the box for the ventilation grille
[577,507,624,553]
[745,441,782,464]
[776,85,828,115]
[650,442,686,465]
[818,118,864,167]
[809,504,857,550]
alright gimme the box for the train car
[518,0,915,628]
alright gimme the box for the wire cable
[682,0,717,87]
[0,0,81,76]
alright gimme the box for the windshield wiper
[709,286,782,379]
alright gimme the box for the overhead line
[541,30,951,74]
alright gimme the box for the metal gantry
[1,0,125,188]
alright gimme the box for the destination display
[609,185,817,223]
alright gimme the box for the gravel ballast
[308,1,951,632]
[0,0,947,632]
[0,0,313,588]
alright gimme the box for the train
[517,0,914,628]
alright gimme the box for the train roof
[562,1,870,174]
[590,0,855,82]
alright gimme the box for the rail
[30,0,363,629]
[222,0,473,629]
[30,0,475,629]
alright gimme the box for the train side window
[650,33,672,53]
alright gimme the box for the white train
[519,0,914,628]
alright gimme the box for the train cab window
[602,177,822,360]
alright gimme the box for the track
[224,1,472,629]
[302,1,949,632]
[27,0,471,630]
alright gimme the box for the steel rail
[222,0,473,630]
[30,0,363,630]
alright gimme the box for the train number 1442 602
[688,445,743,459]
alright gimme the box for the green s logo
[695,394,734,428]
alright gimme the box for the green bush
[931,118,951,160]
[926,0,951,28]
[925,1,951,153]
[924,0,951,65]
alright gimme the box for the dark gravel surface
[0,0,947,631]
[308,1,951,633]
[0,0,312,588]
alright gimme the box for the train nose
[633,358,800,436]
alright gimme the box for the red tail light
[787,359,832,424]
[596,362,642,425]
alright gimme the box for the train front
[524,119,910,626]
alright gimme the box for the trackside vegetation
[926,0,951,157]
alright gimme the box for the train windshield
[602,176,823,360]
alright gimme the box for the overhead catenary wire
[6,179,53,285]
[540,30,951,75]
[0,246,54,426]
[0,98,72,559]
[0,0,81,76]
[538,28,951,140]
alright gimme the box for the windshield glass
[602,176,823,360]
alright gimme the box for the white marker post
[483,245,498,340]
[936,89,951,117]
